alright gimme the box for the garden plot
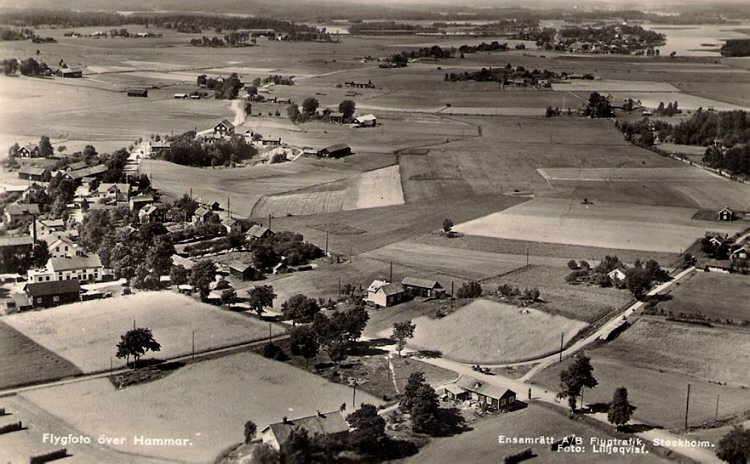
[454,197,743,253]
[19,352,380,463]
[3,292,278,372]
[398,299,588,364]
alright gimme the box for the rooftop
[402,277,443,289]
[264,411,348,446]
[49,254,102,272]
[25,279,80,297]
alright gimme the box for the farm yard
[16,351,381,463]
[531,317,750,429]
[485,265,633,323]
[2,292,280,372]
[657,271,750,322]
[454,198,743,254]
[395,299,588,364]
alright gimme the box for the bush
[263,343,281,359]
[274,348,289,362]
[579,260,590,270]
[567,259,578,270]
[456,281,482,298]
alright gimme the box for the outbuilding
[24,279,81,308]
[717,207,735,221]
[318,143,352,159]
[401,277,445,298]
[228,261,263,281]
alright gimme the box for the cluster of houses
[701,230,749,274]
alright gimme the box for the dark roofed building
[456,377,516,410]
[4,203,40,223]
[18,165,49,181]
[246,224,274,240]
[65,164,108,180]
[261,411,349,450]
[228,261,263,281]
[24,279,81,308]
[401,277,445,298]
[318,143,352,159]
[214,119,235,137]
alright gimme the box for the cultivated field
[532,318,750,428]
[405,403,669,464]
[18,352,380,463]
[658,272,750,322]
[0,320,82,390]
[412,234,681,265]
[484,265,633,323]
[2,292,280,372]
[361,241,527,280]
[454,197,743,253]
[552,79,681,93]
[397,299,588,364]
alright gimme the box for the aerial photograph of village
[0,0,749,462]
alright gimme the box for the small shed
[229,262,263,281]
[717,207,735,221]
[401,277,445,298]
[354,114,377,127]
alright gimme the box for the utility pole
[338,275,341,299]
[192,330,195,360]
[268,213,272,230]
[325,231,329,256]
[526,247,529,266]
[715,394,720,422]
[559,332,564,362]
[389,261,393,282]
[450,281,454,308]
[269,323,272,343]
[685,384,691,431]
[133,319,136,330]
[352,382,357,407]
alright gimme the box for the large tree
[290,325,318,369]
[347,403,386,455]
[558,353,598,412]
[189,259,216,300]
[607,387,635,430]
[301,97,319,116]
[392,320,416,357]
[338,100,356,119]
[716,426,750,464]
[31,240,50,268]
[247,284,277,316]
[281,294,320,325]
[400,371,427,413]
[116,327,161,369]
[39,135,54,158]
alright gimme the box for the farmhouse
[97,183,130,202]
[193,207,213,223]
[213,119,235,137]
[35,219,65,237]
[402,277,445,298]
[18,144,40,158]
[228,262,263,281]
[246,225,274,240]
[24,280,81,308]
[731,245,749,262]
[706,232,730,248]
[138,204,166,223]
[456,377,517,410]
[222,217,242,234]
[717,207,735,221]
[148,141,172,156]
[318,143,352,159]
[607,266,628,284]
[18,165,49,181]
[354,114,377,127]
[48,254,103,282]
[4,203,40,223]
[127,89,149,98]
[366,280,406,307]
[46,235,78,258]
[261,411,349,451]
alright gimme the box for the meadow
[19,351,380,463]
[2,292,280,372]
[658,271,750,322]
[454,197,743,254]
[398,299,588,364]
[531,318,750,429]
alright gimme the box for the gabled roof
[367,279,388,293]
[704,259,732,269]
[18,166,48,176]
[66,164,108,179]
[131,194,155,203]
[264,411,348,447]
[25,279,80,297]
[67,161,88,171]
[139,204,158,216]
[46,234,76,248]
[401,277,443,290]
[228,261,257,273]
[6,203,40,216]
[39,219,65,228]
[378,283,405,296]
[355,114,377,122]
[223,217,238,226]
[216,119,235,129]
[172,254,197,270]
[49,254,102,272]
[98,183,129,194]
[321,143,350,153]
[194,207,210,217]
[0,235,34,247]
[246,224,272,238]
[457,377,515,401]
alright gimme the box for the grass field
[0,320,82,390]
[362,241,527,280]
[412,234,681,266]
[18,351,380,463]
[484,265,633,323]
[531,318,750,429]
[455,197,743,253]
[405,402,669,464]
[394,299,588,364]
[659,272,750,322]
[2,292,281,372]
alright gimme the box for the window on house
[53,296,59,302]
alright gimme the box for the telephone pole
[559,332,564,362]
[685,384,691,431]
[715,394,720,422]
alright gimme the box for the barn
[401,277,445,298]
[717,207,735,221]
[229,262,263,281]
[318,143,352,159]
